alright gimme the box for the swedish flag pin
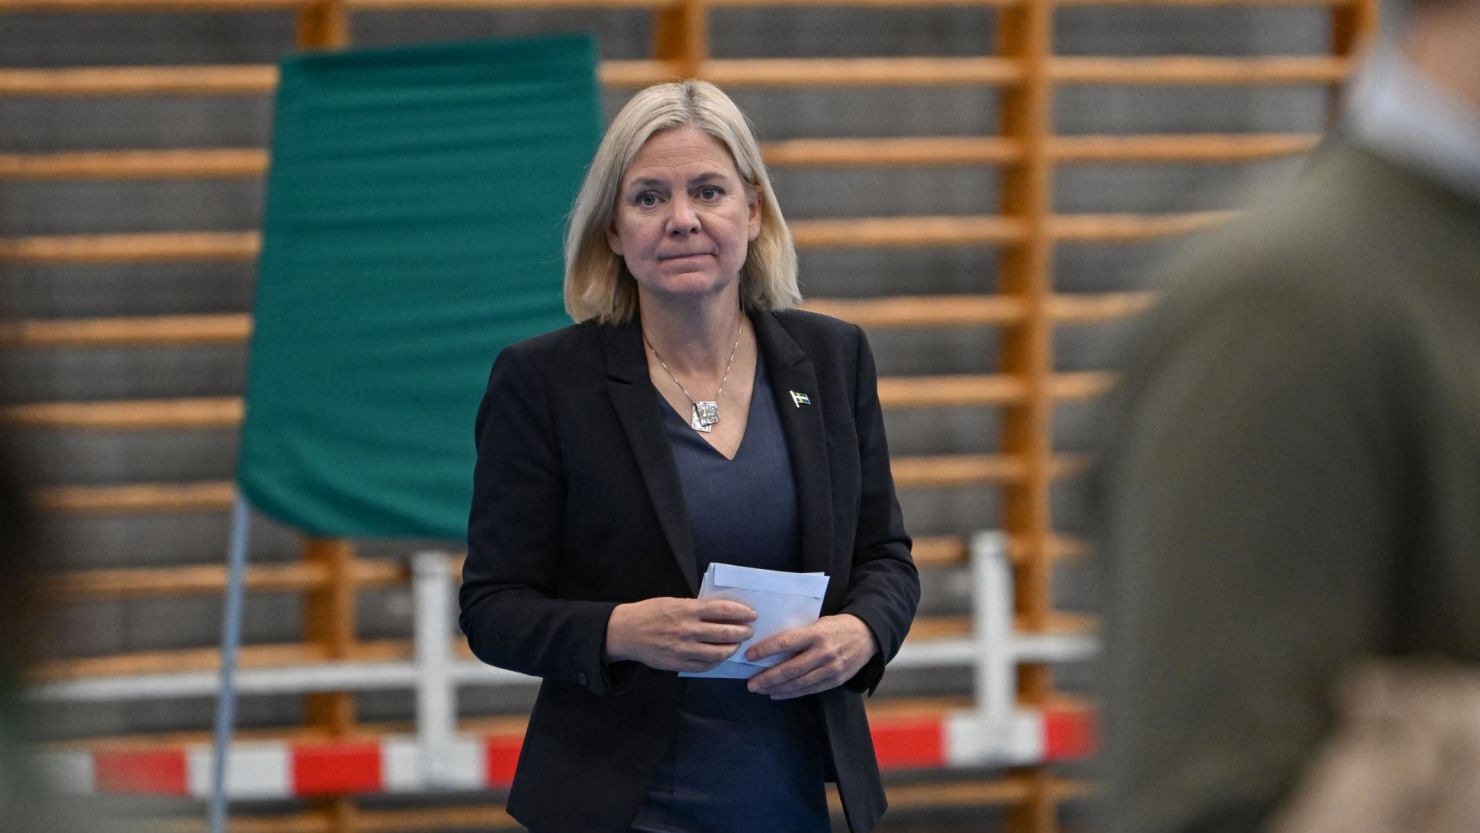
[790,390,811,407]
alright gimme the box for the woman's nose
[668,196,700,235]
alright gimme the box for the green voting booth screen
[238,34,600,539]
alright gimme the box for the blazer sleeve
[837,324,920,695]
[458,344,621,696]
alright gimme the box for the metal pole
[209,495,252,833]
[413,551,456,786]
[971,530,1015,724]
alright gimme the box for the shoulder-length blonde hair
[563,80,800,324]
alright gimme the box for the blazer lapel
[602,319,700,594]
[753,311,835,576]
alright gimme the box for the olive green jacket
[1096,140,1480,833]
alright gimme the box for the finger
[692,622,753,644]
[768,676,838,700]
[761,660,843,698]
[746,626,817,662]
[747,651,822,694]
[685,642,742,665]
[696,600,757,622]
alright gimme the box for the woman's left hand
[744,614,879,699]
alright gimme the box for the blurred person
[1094,0,1480,831]
[0,410,103,832]
[458,80,919,833]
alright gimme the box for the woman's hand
[605,598,757,673]
[744,614,878,699]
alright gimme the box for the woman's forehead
[622,126,741,182]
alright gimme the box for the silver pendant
[690,401,719,433]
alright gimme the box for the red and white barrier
[43,705,1095,799]
[35,534,1100,802]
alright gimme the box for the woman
[460,80,918,833]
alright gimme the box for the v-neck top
[628,357,829,833]
[658,354,801,576]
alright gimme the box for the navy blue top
[629,358,830,833]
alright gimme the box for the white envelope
[678,563,830,680]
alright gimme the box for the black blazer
[460,308,919,833]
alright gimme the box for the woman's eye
[634,193,659,208]
[697,186,723,201]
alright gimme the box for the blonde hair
[563,80,800,324]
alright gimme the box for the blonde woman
[460,80,918,833]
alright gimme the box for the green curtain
[238,34,600,539]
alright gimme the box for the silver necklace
[645,322,743,434]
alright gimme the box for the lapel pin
[790,390,812,407]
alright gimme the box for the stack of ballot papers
[679,562,830,680]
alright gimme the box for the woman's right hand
[605,598,757,672]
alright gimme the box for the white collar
[1343,42,1480,205]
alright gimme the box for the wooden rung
[0,213,1209,263]
[879,374,1025,407]
[890,454,1086,488]
[0,56,1350,99]
[0,62,674,96]
[35,480,236,513]
[155,813,332,833]
[347,0,675,7]
[876,371,1114,408]
[802,295,1027,328]
[910,535,967,566]
[0,397,243,429]
[760,133,1318,168]
[711,0,1020,7]
[911,533,1088,566]
[1047,290,1157,323]
[891,453,1088,488]
[888,778,1034,807]
[907,611,1097,642]
[0,0,306,9]
[792,215,1027,248]
[599,60,680,88]
[1059,0,1350,7]
[1009,533,1090,562]
[0,66,278,97]
[1050,210,1236,241]
[703,57,1025,88]
[1051,55,1350,85]
[28,640,409,683]
[892,454,1024,487]
[0,314,251,347]
[0,295,1145,352]
[0,374,1113,430]
[0,231,260,263]
[1025,610,1100,635]
[1051,132,1321,162]
[49,562,328,598]
[1049,370,1117,400]
[46,558,406,599]
[763,136,1023,168]
[0,149,268,180]
[804,292,1155,329]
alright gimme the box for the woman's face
[606,125,761,307]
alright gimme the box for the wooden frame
[0,0,1379,830]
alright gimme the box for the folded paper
[679,563,830,680]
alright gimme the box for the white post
[970,530,1015,725]
[412,551,457,786]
